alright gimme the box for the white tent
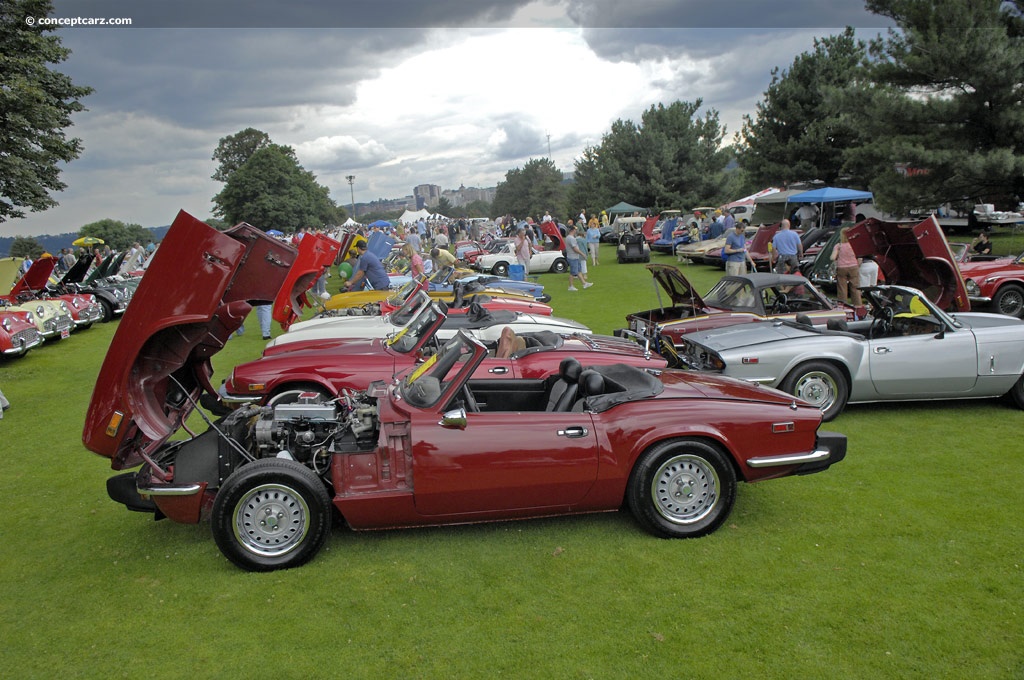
[399,208,431,225]
[340,217,359,227]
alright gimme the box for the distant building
[441,184,496,208]
[414,184,442,209]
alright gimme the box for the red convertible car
[222,296,665,407]
[83,211,847,571]
[960,250,1024,318]
[0,307,42,357]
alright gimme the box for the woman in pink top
[403,243,424,277]
[830,227,862,306]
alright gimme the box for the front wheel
[1007,373,1024,409]
[627,440,736,538]
[550,258,568,273]
[780,361,849,422]
[491,262,509,277]
[212,459,332,572]
[992,284,1024,318]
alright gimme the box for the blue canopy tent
[367,219,393,228]
[788,188,873,203]
[787,187,874,228]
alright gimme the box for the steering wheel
[873,305,894,337]
[770,293,788,314]
[461,385,479,412]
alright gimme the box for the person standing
[795,203,820,229]
[585,217,601,266]
[514,227,532,270]
[724,221,752,276]
[345,241,391,291]
[830,227,863,307]
[255,303,273,340]
[771,219,803,274]
[403,242,425,278]
[564,225,592,291]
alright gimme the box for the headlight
[1,318,10,332]
[73,296,83,308]
[964,279,980,296]
[36,305,45,316]
[60,301,70,313]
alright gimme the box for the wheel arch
[625,433,745,489]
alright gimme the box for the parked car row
[614,216,1024,421]
[82,211,848,572]
[1,253,135,359]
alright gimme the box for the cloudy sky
[8,0,893,236]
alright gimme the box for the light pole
[346,175,355,221]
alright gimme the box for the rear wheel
[992,284,1024,318]
[491,262,509,277]
[780,361,849,422]
[212,459,332,572]
[627,440,736,538]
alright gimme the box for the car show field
[0,235,1021,678]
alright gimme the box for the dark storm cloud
[51,0,534,28]
[57,29,424,128]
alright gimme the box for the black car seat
[546,357,582,411]
[826,318,848,332]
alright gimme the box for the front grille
[12,328,40,348]
[55,314,73,332]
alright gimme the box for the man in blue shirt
[771,219,803,274]
[345,242,391,291]
[724,222,752,276]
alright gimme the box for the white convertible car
[267,290,590,350]
[473,241,568,277]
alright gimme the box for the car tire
[491,262,509,277]
[212,459,332,572]
[992,284,1024,318]
[780,361,849,422]
[1007,373,1024,409]
[551,258,568,274]
[627,439,736,538]
[99,299,114,323]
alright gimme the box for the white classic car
[473,241,568,277]
[267,290,590,350]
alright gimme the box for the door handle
[557,426,589,438]
[873,346,892,354]
[488,366,509,374]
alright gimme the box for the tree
[79,218,151,251]
[9,235,44,259]
[567,100,731,215]
[211,128,272,183]
[212,144,341,231]
[738,28,867,188]
[0,0,92,222]
[463,199,492,217]
[435,197,453,216]
[844,0,1024,212]
[491,158,566,220]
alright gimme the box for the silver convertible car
[677,285,1024,420]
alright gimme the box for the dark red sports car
[83,211,846,572]
[616,265,854,362]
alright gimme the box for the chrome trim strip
[138,484,203,497]
[747,448,831,468]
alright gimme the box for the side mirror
[439,407,467,430]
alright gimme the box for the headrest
[578,369,605,397]
[559,357,582,382]
[826,319,848,332]
[795,313,813,327]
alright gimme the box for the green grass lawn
[1,243,1022,679]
